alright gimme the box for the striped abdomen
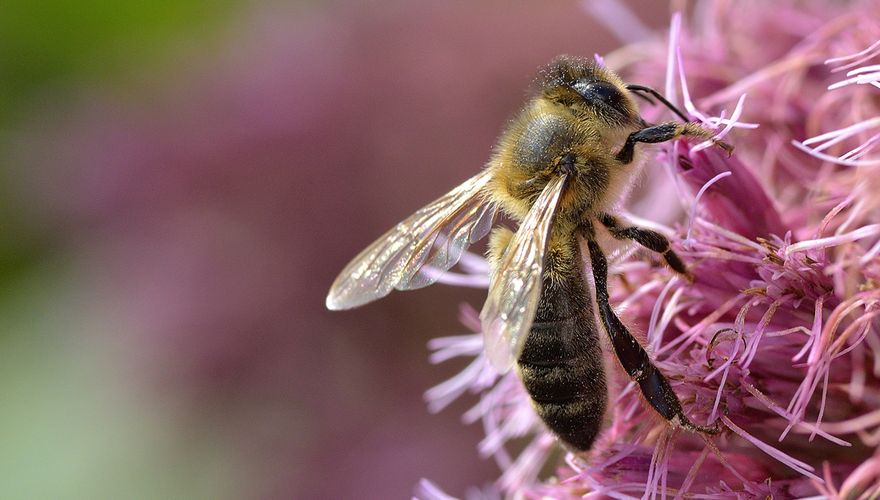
[516,244,607,451]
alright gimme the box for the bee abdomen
[518,359,592,402]
[518,316,607,451]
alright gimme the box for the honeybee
[326,56,729,451]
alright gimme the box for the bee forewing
[480,175,567,372]
[326,170,495,310]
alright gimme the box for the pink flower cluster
[418,1,880,498]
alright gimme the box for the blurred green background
[1,3,244,498]
[1,0,228,273]
[0,1,667,498]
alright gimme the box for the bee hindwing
[326,170,496,310]
[480,175,567,372]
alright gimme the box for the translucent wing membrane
[480,175,567,372]
[326,170,496,310]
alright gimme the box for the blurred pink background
[1,1,669,498]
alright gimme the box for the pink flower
[420,1,880,498]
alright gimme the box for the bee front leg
[615,122,732,164]
[598,213,692,282]
[584,236,718,435]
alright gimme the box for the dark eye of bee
[570,80,626,114]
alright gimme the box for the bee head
[539,55,641,127]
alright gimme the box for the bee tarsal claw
[714,139,734,156]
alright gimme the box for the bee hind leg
[598,213,693,282]
[584,236,718,435]
[487,227,515,270]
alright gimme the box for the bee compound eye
[572,80,625,111]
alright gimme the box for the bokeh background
[0,1,669,498]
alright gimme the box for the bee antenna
[626,84,691,123]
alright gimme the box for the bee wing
[326,169,496,310]
[480,175,567,373]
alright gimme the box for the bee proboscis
[327,56,729,451]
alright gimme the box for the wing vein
[480,175,568,372]
[326,169,495,310]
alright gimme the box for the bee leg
[487,227,515,270]
[598,213,692,281]
[585,237,718,435]
[615,122,732,164]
